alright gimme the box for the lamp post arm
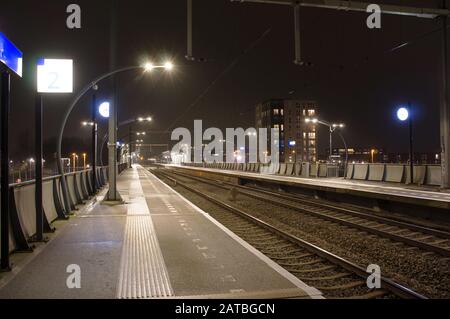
[56,66,142,213]
[317,119,331,127]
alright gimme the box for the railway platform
[167,165,450,212]
[0,165,321,299]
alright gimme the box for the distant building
[330,147,441,165]
[255,99,318,163]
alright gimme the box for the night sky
[0,0,447,162]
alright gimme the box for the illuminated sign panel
[0,32,23,77]
[37,59,73,93]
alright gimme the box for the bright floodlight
[99,102,110,118]
[397,107,409,122]
[305,118,318,124]
[146,117,152,122]
[144,62,154,72]
[164,61,174,71]
[137,117,144,122]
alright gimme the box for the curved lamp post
[57,63,171,213]
[305,117,348,177]
[98,118,152,167]
[397,105,414,184]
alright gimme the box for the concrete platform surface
[169,165,450,206]
[0,165,321,299]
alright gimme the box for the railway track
[152,168,426,299]
[164,168,450,258]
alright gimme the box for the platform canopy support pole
[0,69,11,271]
[441,0,450,189]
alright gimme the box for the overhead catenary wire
[164,27,272,132]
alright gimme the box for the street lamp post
[397,105,414,184]
[329,123,345,161]
[81,120,96,189]
[305,118,348,176]
[133,131,148,165]
[57,62,173,211]
[131,117,153,168]
[83,153,87,169]
[305,118,345,162]
[99,119,155,166]
[91,91,98,192]
[28,158,34,180]
[72,153,77,172]
[129,125,133,168]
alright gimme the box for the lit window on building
[273,109,279,115]
[280,124,284,131]
[280,109,284,116]
[308,109,315,116]
[308,132,316,139]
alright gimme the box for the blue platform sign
[0,32,23,77]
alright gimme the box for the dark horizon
[0,0,446,163]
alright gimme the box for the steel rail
[154,169,427,299]
[165,169,450,257]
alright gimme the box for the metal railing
[1,166,109,258]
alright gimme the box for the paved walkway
[0,165,321,299]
